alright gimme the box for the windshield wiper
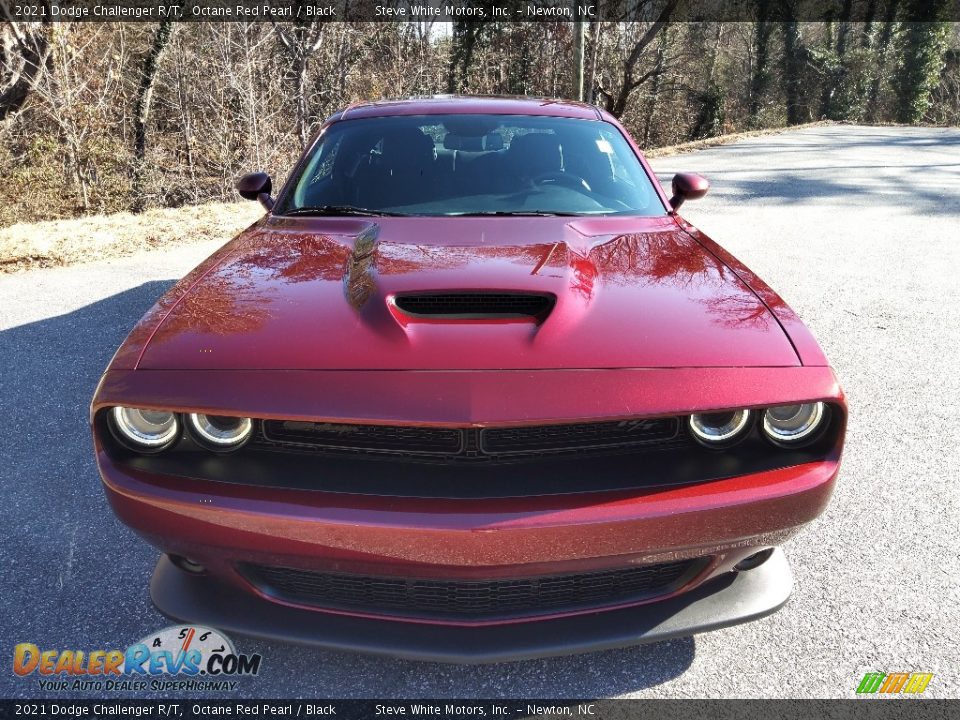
[283,205,406,217]
[452,210,583,217]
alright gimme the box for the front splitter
[150,550,792,663]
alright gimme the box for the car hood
[131,215,800,370]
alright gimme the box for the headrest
[381,128,435,167]
[484,133,504,150]
[508,133,562,172]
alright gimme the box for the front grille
[482,418,677,454]
[260,417,681,461]
[262,421,463,456]
[240,559,699,620]
[394,292,555,319]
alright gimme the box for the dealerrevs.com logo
[13,625,262,692]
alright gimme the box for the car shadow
[0,280,695,699]
[654,127,960,217]
[238,635,696,698]
[0,281,179,699]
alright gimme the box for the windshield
[278,114,666,217]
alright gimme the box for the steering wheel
[530,171,592,192]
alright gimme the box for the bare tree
[866,0,901,120]
[596,0,679,118]
[819,0,855,120]
[131,19,175,212]
[748,2,774,123]
[781,7,808,125]
[272,15,325,147]
[0,10,51,121]
[585,8,603,104]
[447,21,485,93]
[894,0,953,123]
[641,28,672,145]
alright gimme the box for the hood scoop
[392,292,556,322]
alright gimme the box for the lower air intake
[239,559,701,621]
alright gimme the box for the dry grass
[0,202,264,274]
[644,120,841,158]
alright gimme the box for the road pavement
[1,125,957,698]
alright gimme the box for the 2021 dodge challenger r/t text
[91,96,845,662]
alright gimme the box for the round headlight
[110,407,179,451]
[762,402,826,444]
[187,413,253,450]
[688,409,751,446]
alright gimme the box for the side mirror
[236,172,275,211]
[669,172,710,211]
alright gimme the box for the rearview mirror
[669,173,710,211]
[236,172,274,211]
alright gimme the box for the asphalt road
[1,125,958,699]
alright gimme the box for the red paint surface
[114,217,803,371]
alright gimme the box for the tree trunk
[862,0,879,47]
[820,0,854,120]
[173,35,196,186]
[293,51,309,147]
[447,22,483,93]
[782,20,805,125]
[893,0,952,123]
[691,23,726,141]
[240,25,261,170]
[866,0,900,121]
[131,20,175,213]
[598,0,678,119]
[641,30,670,146]
[0,21,51,121]
[748,3,773,123]
[585,13,602,104]
[706,22,724,85]
[272,17,325,150]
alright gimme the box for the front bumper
[93,366,843,658]
[100,454,835,655]
[101,455,836,579]
[151,549,792,663]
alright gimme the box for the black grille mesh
[240,560,698,620]
[394,293,554,318]
[262,421,462,455]
[260,417,680,461]
[482,418,677,454]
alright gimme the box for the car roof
[336,95,604,121]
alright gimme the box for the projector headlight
[688,409,752,447]
[762,402,827,445]
[110,407,179,452]
[187,413,253,451]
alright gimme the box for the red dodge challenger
[91,96,845,661]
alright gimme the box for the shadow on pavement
[0,281,177,698]
[661,129,960,216]
[0,281,695,698]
